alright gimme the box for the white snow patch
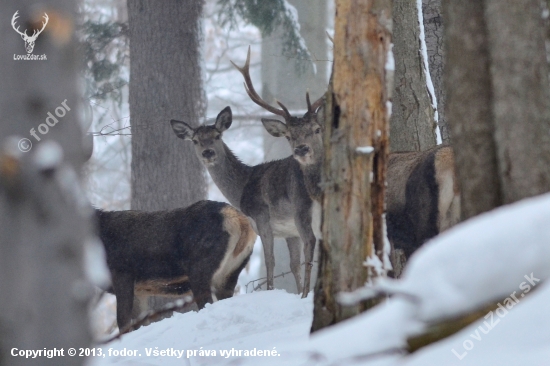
[385,43,395,71]
[417,0,442,144]
[356,146,374,154]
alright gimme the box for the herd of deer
[96,47,460,330]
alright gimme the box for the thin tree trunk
[311,0,392,332]
[128,0,206,317]
[129,0,206,212]
[422,0,449,143]
[0,2,92,364]
[391,0,436,152]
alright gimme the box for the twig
[245,261,318,293]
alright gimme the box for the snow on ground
[88,290,313,366]
[89,193,550,366]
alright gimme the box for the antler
[306,92,325,114]
[231,46,291,120]
[29,13,48,40]
[11,11,27,37]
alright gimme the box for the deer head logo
[11,11,49,54]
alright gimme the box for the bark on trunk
[129,0,206,212]
[444,0,550,220]
[484,0,550,203]
[311,0,392,332]
[391,0,436,153]
[443,0,500,220]
[0,1,93,364]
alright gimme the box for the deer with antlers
[230,47,461,277]
[11,11,49,54]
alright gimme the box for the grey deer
[231,49,461,277]
[170,74,324,298]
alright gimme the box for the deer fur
[95,200,256,329]
[386,145,460,259]
[170,107,320,297]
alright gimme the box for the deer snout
[294,145,310,157]
[202,149,216,159]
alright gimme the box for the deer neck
[301,160,323,202]
[206,143,252,209]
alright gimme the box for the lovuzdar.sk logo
[12,10,48,61]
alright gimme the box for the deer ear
[261,118,288,137]
[215,106,232,132]
[170,120,194,140]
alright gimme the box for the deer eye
[315,128,321,134]
[192,140,198,145]
[285,136,290,141]
[215,135,221,140]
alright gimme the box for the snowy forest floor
[89,193,550,366]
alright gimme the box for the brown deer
[170,103,322,298]
[231,47,460,274]
[96,200,256,329]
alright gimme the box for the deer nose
[294,145,310,157]
[202,149,215,159]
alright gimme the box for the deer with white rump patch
[171,96,324,299]
[96,200,256,329]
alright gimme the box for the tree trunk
[484,0,550,203]
[443,0,499,220]
[311,0,392,332]
[260,0,328,294]
[128,0,206,317]
[129,0,206,212]
[444,0,550,220]
[391,0,436,153]
[422,0,449,143]
[0,1,93,364]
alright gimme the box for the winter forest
[1,0,550,365]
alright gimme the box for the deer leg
[111,270,135,330]
[217,256,250,300]
[254,212,275,290]
[188,268,214,310]
[285,237,303,294]
[295,213,317,298]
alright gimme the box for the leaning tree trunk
[311,0,392,332]
[422,0,449,143]
[444,0,550,220]
[128,0,206,318]
[0,1,93,365]
[390,0,436,153]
